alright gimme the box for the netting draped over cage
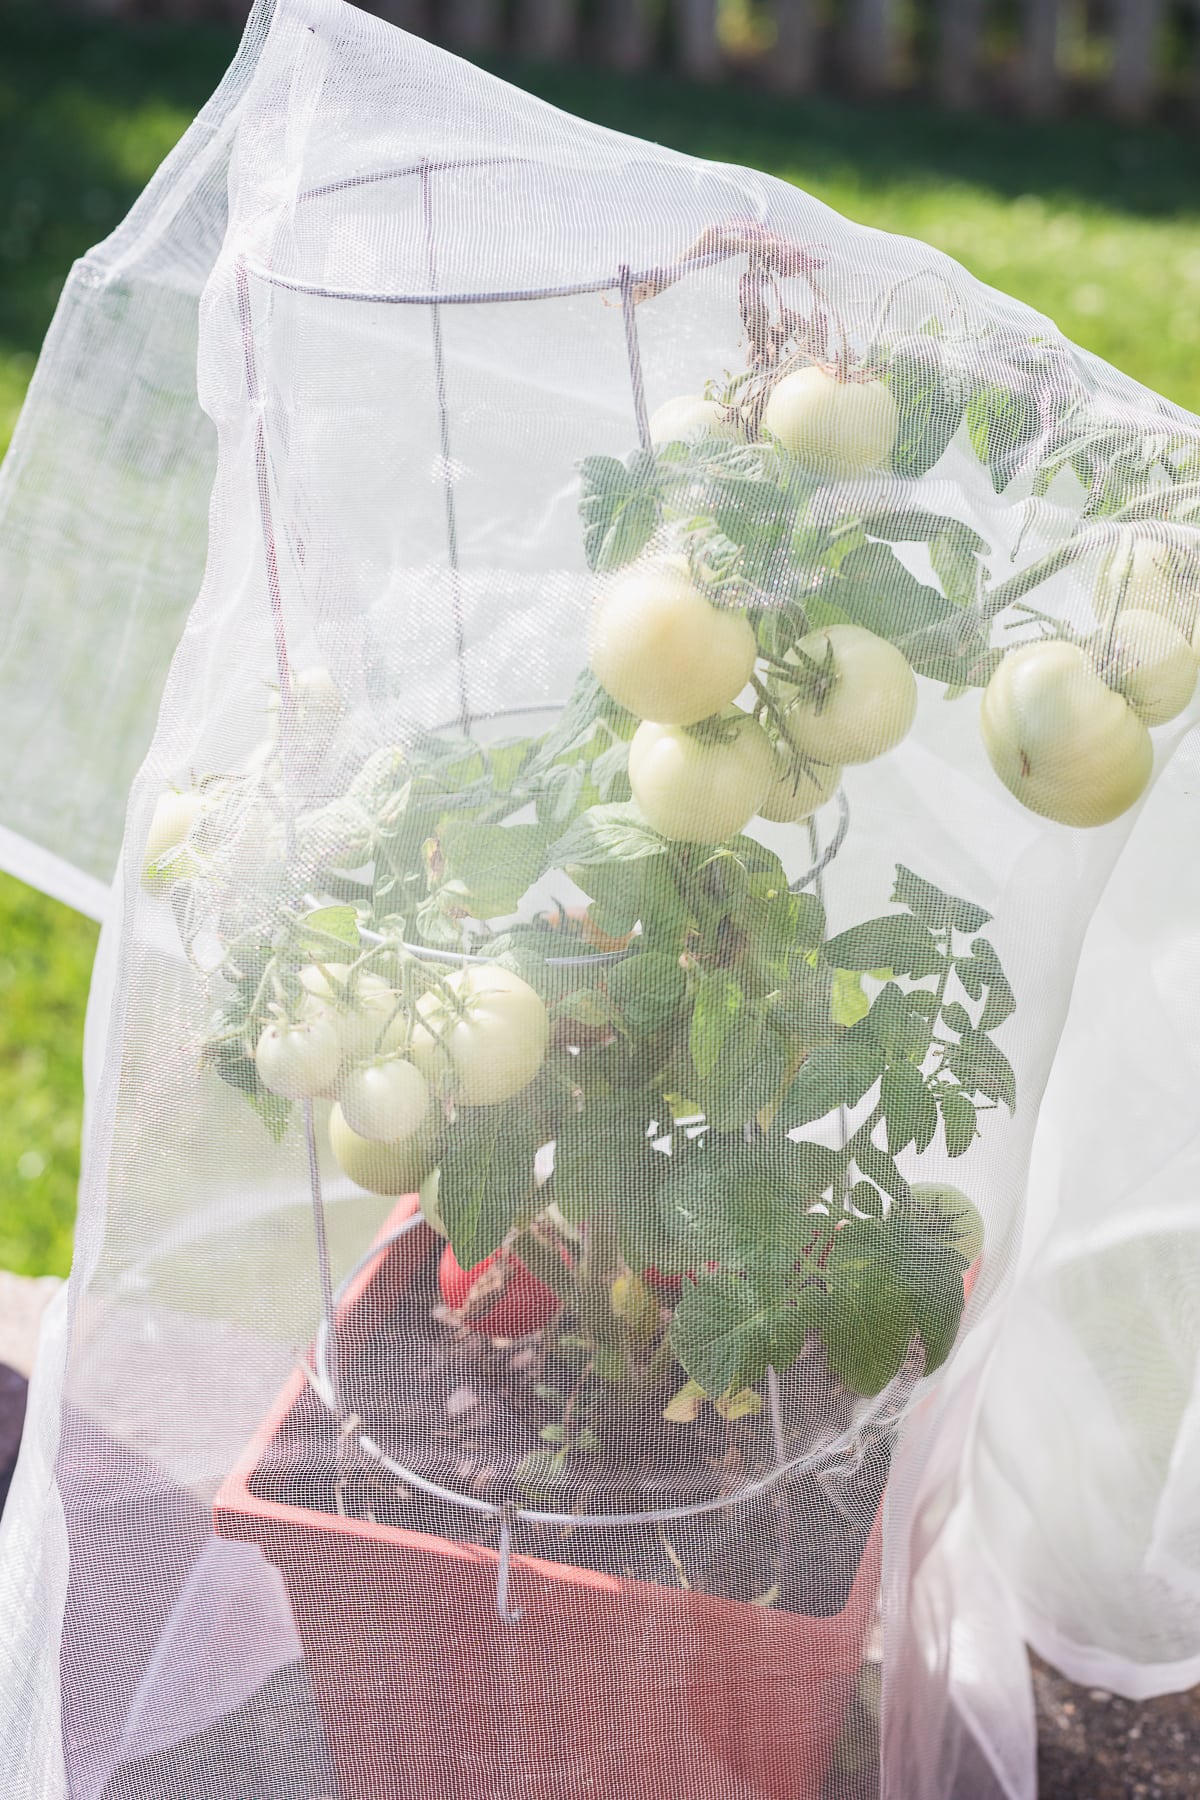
[2,2,1200,1796]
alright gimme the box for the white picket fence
[83,1,1200,120]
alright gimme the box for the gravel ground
[1033,1653,1200,1798]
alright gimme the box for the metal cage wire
[237,151,855,1621]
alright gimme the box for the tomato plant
[184,246,1200,1509]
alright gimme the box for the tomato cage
[223,146,868,1647]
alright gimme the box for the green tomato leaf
[963,935,1017,1031]
[938,1087,979,1159]
[204,1037,292,1142]
[857,506,986,554]
[435,821,552,920]
[880,1062,938,1156]
[941,1001,972,1038]
[826,913,943,980]
[979,973,1016,1033]
[854,1136,913,1206]
[891,865,992,934]
[670,1270,813,1397]
[781,1019,887,1129]
[816,1225,915,1398]
[819,541,993,687]
[868,982,935,1062]
[438,1104,541,1268]
[292,905,361,958]
[966,381,1040,494]
[831,968,870,1028]
[579,452,660,572]
[550,801,668,869]
[945,1027,1017,1113]
[603,950,687,1036]
[689,970,744,1079]
[929,528,981,608]
[886,337,965,481]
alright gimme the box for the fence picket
[672,0,723,81]
[1108,0,1165,119]
[766,0,819,93]
[602,0,656,70]
[1022,0,1061,115]
[514,0,575,61]
[441,0,502,55]
[58,0,1189,123]
[936,0,988,108]
[372,0,428,31]
[848,0,904,92]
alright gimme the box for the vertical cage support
[420,159,473,730]
[619,263,652,452]
[236,255,339,1400]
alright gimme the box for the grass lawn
[0,8,1197,1276]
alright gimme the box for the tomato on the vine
[756,747,842,824]
[300,964,397,1058]
[762,367,898,475]
[771,623,917,765]
[255,1011,342,1100]
[1093,534,1200,644]
[337,1058,430,1142]
[328,1104,437,1195]
[1093,607,1197,726]
[408,964,549,1105]
[628,710,776,843]
[980,638,1153,827]
[142,790,202,893]
[648,395,741,446]
[588,557,757,726]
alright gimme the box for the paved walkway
[0,1270,61,1375]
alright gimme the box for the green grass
[0,9,1197,1275]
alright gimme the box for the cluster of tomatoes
[252,958,550,1187]
[590,574,915,847]
[980,539,1199,828]
[632,369,1199,834]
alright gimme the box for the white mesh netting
[1,3,1199,1796]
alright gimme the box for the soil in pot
[249,1233,890,1619]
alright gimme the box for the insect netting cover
[2,2,1200,1796]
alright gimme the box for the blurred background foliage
[0,2,1197,1275]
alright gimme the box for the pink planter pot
[215,1199,883,1800]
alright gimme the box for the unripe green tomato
[648,395,741,446]
[329,1103,438,1195]
[588,558,758,725]
[142,790,203,893]
[1093,607,1198,726]
[337,1058,430,1142]
[300,964,398,1059]
[1094,535,1200,643]
[756,748,842,824]
[409,964,549,1105]
[980,639,1153,828]
[628,711,776,843]
[255,1012,343,1101]
[910,1182,985,1266]
[762,367,898,476]
[772,624,917,764]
